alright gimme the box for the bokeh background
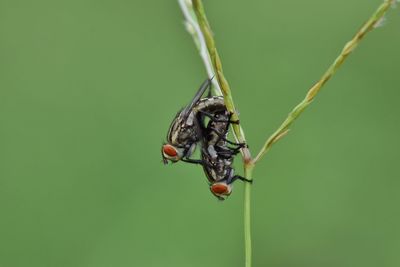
[1,0,399,266]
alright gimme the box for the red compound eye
[163,144,178,157]
[211,183,229,195]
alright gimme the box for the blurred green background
[1,0,399,266]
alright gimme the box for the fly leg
[229,175,253,184]
[227,111,240,125]
[208,126,247,148]
[209,111,244,147]
[181,158,204,165]
[213,145,241,158]
[226,142,247,154]
[228,145,246,155]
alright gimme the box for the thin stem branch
[191,0,251,162]
[178,0,221,95]
[188,1,253,267]
[243,164,254,267]
[254,0,397,164]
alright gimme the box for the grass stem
[254,0,397,164]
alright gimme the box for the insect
[162,78,226,164]
[200,109,251,200]
[161,77,251,200]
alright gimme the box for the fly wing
[181,78,212,121]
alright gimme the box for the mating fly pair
[161,78,251,200]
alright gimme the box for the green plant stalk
[178,0,222,95]
[254,0,397,163]
[243,162,254,267]
[191,0,250,157]
[191,1,253,267]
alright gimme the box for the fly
[161,77,251,200]
[199,109,251,200]
[162,78,226,164]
